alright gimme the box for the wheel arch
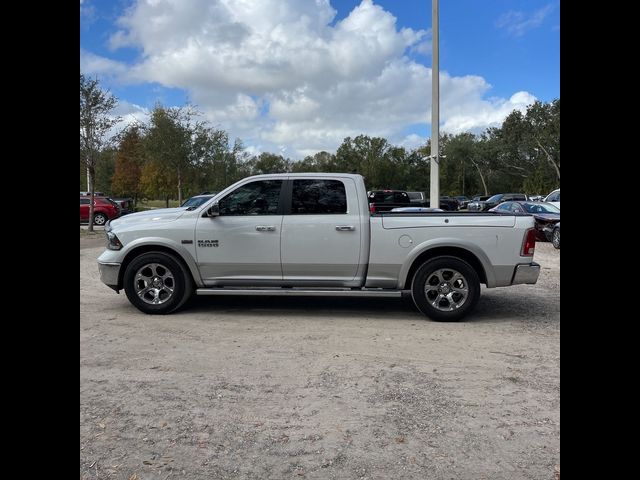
[402,245,489,290]
[117,244,202,290]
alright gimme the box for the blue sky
[80,0,560,158]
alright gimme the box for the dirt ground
[80,235,559,480]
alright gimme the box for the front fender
[118,237,204,288]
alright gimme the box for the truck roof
[242,172,364,181]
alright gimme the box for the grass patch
[138,199,180,209]
[80,228,104,237]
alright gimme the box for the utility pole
[429,0,440,208]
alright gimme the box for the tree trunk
[88,164,95,232]
[535,139,560,181]
[177,169,182,205]
[462,161,465,196]
[165,195,169,208]
[471,159,488,196]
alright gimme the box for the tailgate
[381,214,516,229]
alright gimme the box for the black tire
[123,252,193,314]
[552,227,560,249]
[93,213,108,226]
[411,256,480,322]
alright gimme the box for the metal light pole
[429,0,440,208]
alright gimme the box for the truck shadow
[181,291,558,324]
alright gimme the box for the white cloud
[441,91,537,133]
[398,133,428,151]
[80,49,128,79]
[83,0,539,157]
[496,4,556,37]
[105,101,151,140]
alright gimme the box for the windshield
[181,195,213,208]
[522,202,560,214]
[486,194,503,203]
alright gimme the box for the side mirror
[206,202,220,217]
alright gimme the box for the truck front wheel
[411,256,480,322]
[123,252,193,314]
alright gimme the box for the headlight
[106,231,123,250]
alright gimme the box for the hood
[109,208,187,228]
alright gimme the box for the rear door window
[291,180,347,214]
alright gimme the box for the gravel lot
[80,235,559,480]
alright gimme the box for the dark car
[490,201,560,241]
[546,222,560,249]
[368,190,411,213]
[438,196,459,211]
[80,196,121,226]
[472,193,527,212]
[467,195,491,211]
[406,191,458,211]
[112,197,134,215]
[454,195,471,209]
[180,194,216,208]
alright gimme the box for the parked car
[490,201,560,241]
[438,196,459,211]
[528,195,544,202]
[80,196,121,226]
[181,194,217,208]
[471,193,527,212]
[112,197,134,215]
[406,191,458,211]
[467,195,491,211]
[407,191,427,206]
[547,222,560,249]
[368,190,411,213]
[98,173,540,321]
[454,196,471,209]
[544,188,560,209]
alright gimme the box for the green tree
[291,151,338,172]
[335,135,392,189]
[80,74,120,230]
[145,105,199,205]
[111,126,145,205]
[248,152,291,175]
[139,160,175,207]
[95,148,116,194]
[525,99,560,186]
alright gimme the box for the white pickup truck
[98,173,540,321]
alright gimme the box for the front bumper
[511,262,541,285]
[98,261,121,292]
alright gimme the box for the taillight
[369,203,376,214]
[521,228,536,256]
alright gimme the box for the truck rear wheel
[411,256,480,322]
[123,252,193,314]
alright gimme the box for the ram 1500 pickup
[98,173,540,321]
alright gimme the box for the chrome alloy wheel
[424,268,469,311]
[134,263,175,305]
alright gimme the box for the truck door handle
[335,225,355,231]
[256,225,276,232]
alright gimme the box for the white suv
[544,189,560,209]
